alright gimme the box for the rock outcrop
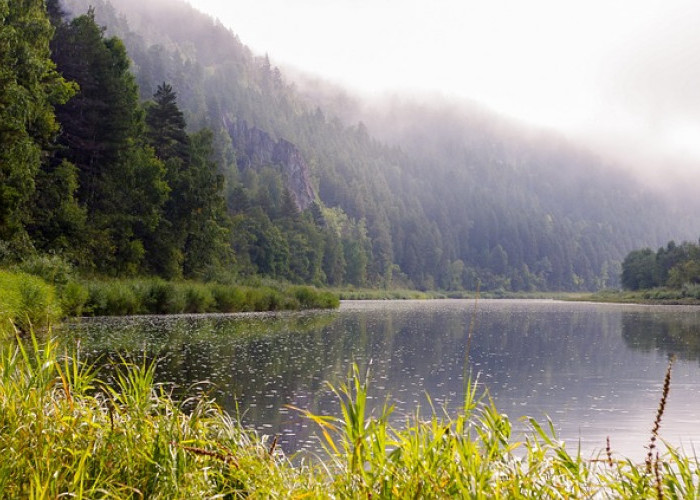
[226,119,316,211]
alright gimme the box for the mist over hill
[58,0,700,291]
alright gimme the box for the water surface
[62,299,700,459]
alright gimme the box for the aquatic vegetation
[0,334,319,498]
[81,279,339,316]
[1,335,697,498]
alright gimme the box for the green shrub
[86,281,140,316]
[59,281,89,317]
[211,284,246,312]
[15,254,74,288]
[0,270,61,332]
[75,279,339,317]
[244,287,269,311]
[183,283,215,313]
[142,280,185,314]
[290,286,341,309]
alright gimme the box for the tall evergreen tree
[50,9,168,274]
[144,84,230,278]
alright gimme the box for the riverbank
[334,287,583,301]
[0,333,695,498]
[0,269,339,328]
[570,288,700,305]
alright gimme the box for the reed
[80,279,340,316]
[0,270,62,332]
[0,333,317,498]
[1,335,698,498]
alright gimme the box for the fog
[184,0,700,191]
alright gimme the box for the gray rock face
[227,119,315,211]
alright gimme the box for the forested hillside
[3,0,697,291]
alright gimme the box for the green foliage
[86,280,141,316]
[621,240,700,291]
[142,279,186,314]
[58,280,89,317]
[210,284,247,312]
[290,285,341,309]
[15,253,74,287]
[182,282,215,313]
[2,338,700,497]
[0,336,317,498]
[144,84,231,279]
[621,248,656,290]
[0,0,75,252]
[26,159,87,259]
[0,270,61,332]
[49,8,169,275]
[81,279,338,316]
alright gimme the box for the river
[61,299,700,460]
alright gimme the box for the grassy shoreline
[2,274,698,497]
[569,288,700,306]
[0,333,696,498]
[333,287,585,301]
[0,268,339,329]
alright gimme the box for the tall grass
[0,334,319,498]
[80,279,339,316]
[299,362,700,499]
[0,270,61,332]
[1,335,698,498]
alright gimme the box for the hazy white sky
[186,0,700,178]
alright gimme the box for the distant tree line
[621,240,700,290]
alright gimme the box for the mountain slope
[60,0,699,291]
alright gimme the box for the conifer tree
[145,84,230,278]
[50,9,167,274]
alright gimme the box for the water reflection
[622,309,700,362]
[61,300,700,459]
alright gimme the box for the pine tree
[144,84,230,278]
[50,9,167,274]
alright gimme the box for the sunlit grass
[1,334,698,498]
[0,333,319,498]
[0,269,61,332]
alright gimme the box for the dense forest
[2,0,698,291]
[621,240,700,290]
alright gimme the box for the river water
[62,299,700,460]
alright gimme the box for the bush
[142,280,185,314]
[86,281,140,316]
[183,283,215,313]
[0,270,61,332]
[290,286,341,309]
[211,284,246,312]
[15,254,74,288]
[74,279,339,317]
[59,281,89,317]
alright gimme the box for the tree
[144,84,231,278]
[621,249,656,290]
[50,9,168,274]
[0,0,75,256]
[146,83,190,162]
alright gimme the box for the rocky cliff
[226,119,316,211]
